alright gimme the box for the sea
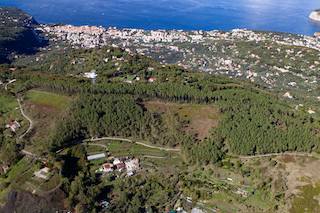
[1,0,320,35]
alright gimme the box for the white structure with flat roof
[87,153,106,161]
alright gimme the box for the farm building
[87,153,106,161]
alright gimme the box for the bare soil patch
[144,100,219,140]
[283,156,320,196]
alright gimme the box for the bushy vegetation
[50,94,189,151]
[109,173,179,213]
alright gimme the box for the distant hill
[0,7,47,63]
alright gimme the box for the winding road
[84,137,181,152]
[4,79,16,91]
[17,98,33,139]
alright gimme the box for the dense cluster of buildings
[40,25,320,51]
[88,153,140,177]
[98,157,140,176]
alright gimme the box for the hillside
[38,25,320,115]
[0,8,320,213]
[0,7,46,63]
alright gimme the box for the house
[124,80,133,84]
[115,162,126,171]
[87,153,106,161]
[6,120,21,132]
[113,158,122,165]
[125,158,139,176]
[235,188,248,197]
[102,163,114,173]
[148,77,156,83]
[100,200,110,209]
[34,167,50,180]
[83,70,97,79]
[113,158,126,171]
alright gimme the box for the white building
[87,153,106,161]
[34,167,50,180]
[125,158,139,176]
[83,70,97,79]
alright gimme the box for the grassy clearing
[0,94,21,124]
[23,90,73,153]
[290,182,320,213]
[38,172,61,192]
[86,145,106,154]
[25,89,72,110]
[5,157,32,181]
[144,100,220,139]
[97,140,168,158]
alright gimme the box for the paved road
[85,137,181,152]
[17,98,33,139]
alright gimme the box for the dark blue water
[1,0,320,35]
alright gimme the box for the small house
[113,158,126,171]
[83,70,97,79]
[125,158,139,176]
[115,162,126,172]
[34,167,50,180]
[148,77,156,83]
[113,158,122,165]
[102,163,114,173]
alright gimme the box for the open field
[87,140,169,158]
[23,90,73,153]
[144,100,220,139]
[25,90,72,110]
[0,94,27,134]
[290,182,320,213]
[237,154,320,212]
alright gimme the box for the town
[39,24,320,114]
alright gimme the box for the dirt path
[142,155,167,159]
[84,137,181,152]
[85,143,108,149]
[237,152,315,159]
[17,98,33,139]
[4,79,16,91]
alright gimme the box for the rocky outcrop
[309,10,320,22]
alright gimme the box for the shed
[87,153,106,161]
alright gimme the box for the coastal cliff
[0,7,47,63]
[309,10,320,22]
